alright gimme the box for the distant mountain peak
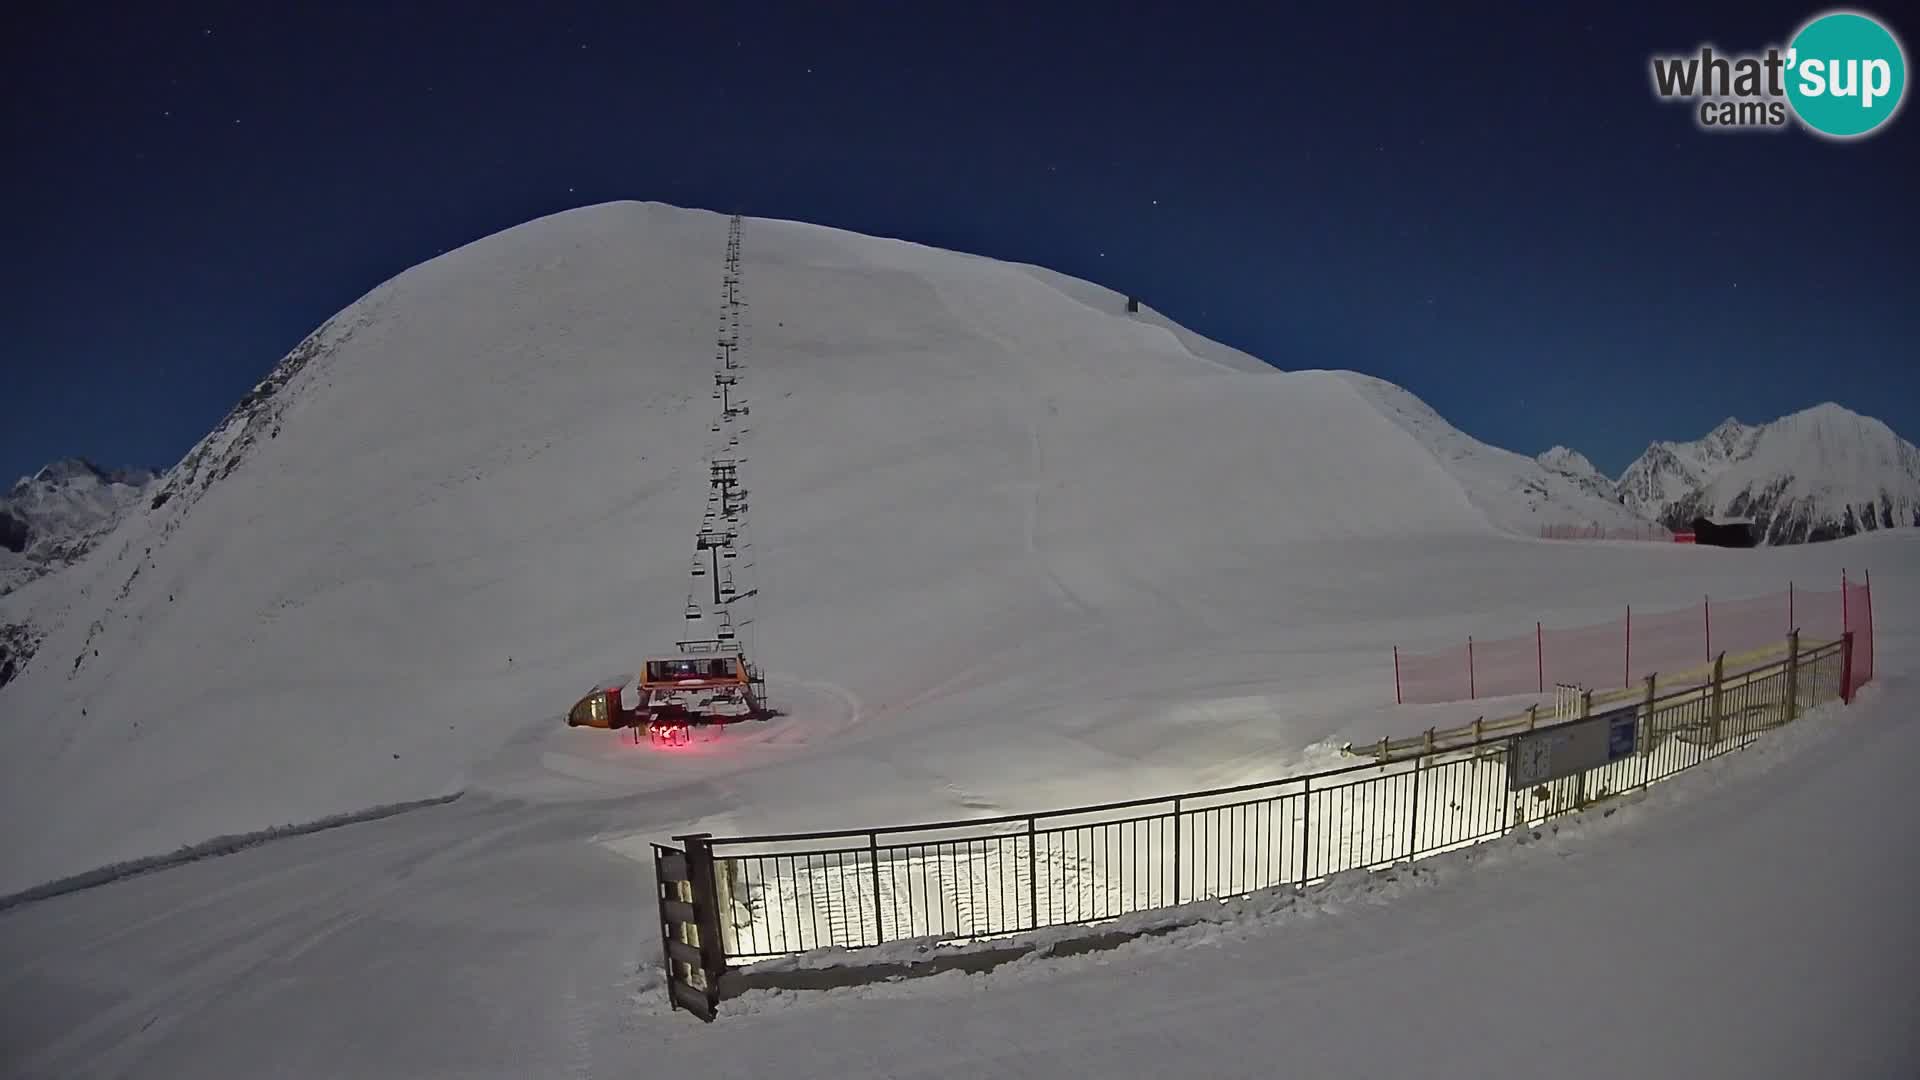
[1537,445,1601,477]
[1615,404,1920,543]
[15,458,159,495]
[1,457,161,593]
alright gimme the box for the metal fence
[657,633,1854,1016]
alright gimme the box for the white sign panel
[1508,708,1638,790]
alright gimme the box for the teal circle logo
[1786,10,1907,138]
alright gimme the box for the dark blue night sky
[5,1,1915,483]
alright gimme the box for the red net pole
[1536,621,1544,693]
[1842,568,1850,634]
[1842,632,1855,704]
[1468,636,1476,700]
[1393,646,1402,705]
[1865,570,1876,687]
[1704,594,1712,662]
[1789,580,1795,633]
[1624,604,1632,688]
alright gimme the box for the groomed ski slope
[0,201,1658,894]
[0,568,1911,1078]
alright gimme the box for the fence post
[1299,777,1312,884]
[678,834,727,1002]
[1172,795,1183,905]
[1526,704,1538,730]
[1637,677,1655,756]
[1710,652,1725,742]
[1536,621,1544,693]
[1785,630,1801,722]
[1580,689,1593,720]
[1407,757,1422,861]
[868,832,884,945]
[1026,816,1039,929]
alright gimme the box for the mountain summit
[1615,404,1920,543]
[1,457,159,594]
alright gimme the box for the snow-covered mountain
[0,201,1845,892]
[1337,377,1646,534]
[1615,418,1760,520]
[1,458,159,595]
[1615,406,1920,544]
[1536,445,1618,503]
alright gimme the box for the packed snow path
[2,676,1912,1076]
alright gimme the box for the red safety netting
[1845,578,1875,696]
[1540,617,1628,695]
[1538,523,1674,542]
[1394,573,1878,704]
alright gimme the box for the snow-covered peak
[13,457,157,497]
[1537,445,1593,475]
[1616,416,1761,520]
[1618,402,1920,543]
[1534,445,1618,505]
[1,457,160,594]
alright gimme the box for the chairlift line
[564,211,772,747]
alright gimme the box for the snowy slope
[1618,405,1920,543]
[1338,374,1649,534]
[1,560,1910,1077]
[0,459,158,596]
[0,201,1883,896]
